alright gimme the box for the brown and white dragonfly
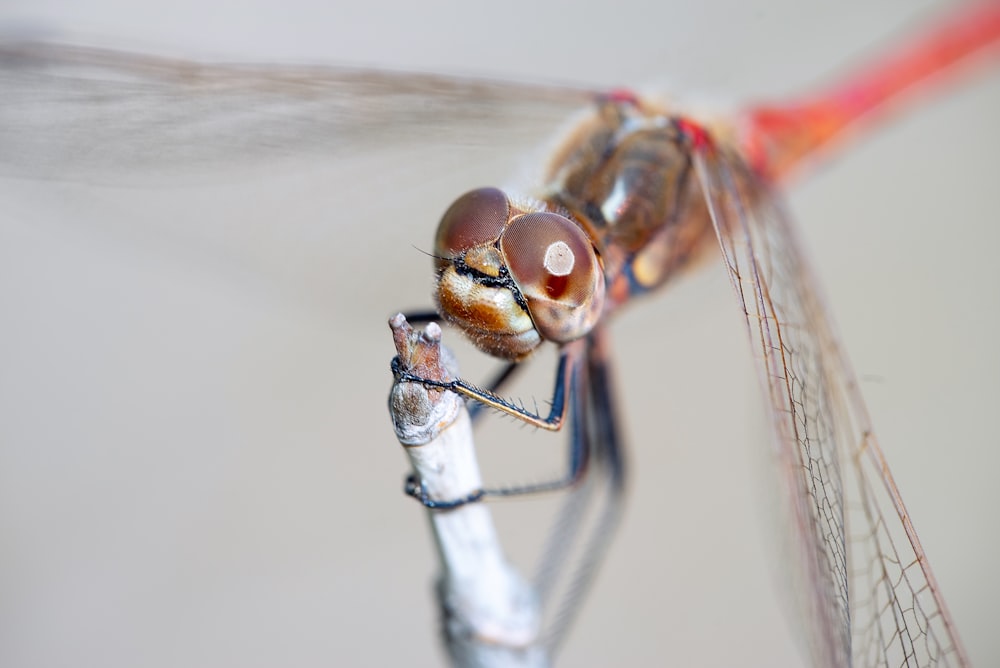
[1,3,997,667]
[388,5,999,666]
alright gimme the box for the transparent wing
[0,42,592,184]
[0,43,593,311]
[693,148,969,667]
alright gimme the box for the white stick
[388,315,546,668]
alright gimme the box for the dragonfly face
[433,186,605,360]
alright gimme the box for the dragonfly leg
[396,345,582,508]
[399,309,526,424]
[477,419,590,499]
[467,361,522,424]
[538,327,627,654]
[392,350,570,431]
[403,428,587,508]
[403,474,485,509]
[479,329,626,502]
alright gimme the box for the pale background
[0,1,997,666]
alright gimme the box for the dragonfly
[389,4,1000,667]
[0,3,996,667]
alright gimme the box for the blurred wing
[693,149,969,667]
[0,43,592,310]
[0,42,592,183]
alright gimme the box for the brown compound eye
[500,212,604,343]
[434,187,510,267]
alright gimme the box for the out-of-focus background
[1,1,997,666]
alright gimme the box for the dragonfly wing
[0,43,593,310]
[0,42,592,184]
[692,149,969,667]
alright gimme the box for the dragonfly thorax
[543,97,719,303]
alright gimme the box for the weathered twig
[388,314,545,668]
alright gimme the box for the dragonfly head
[433,187,605,361]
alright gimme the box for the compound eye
[434,188,510,264]
[500,212,604,342]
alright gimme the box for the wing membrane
[0,42,592,183]
[0,43,593,310]
[693,148,968,667]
